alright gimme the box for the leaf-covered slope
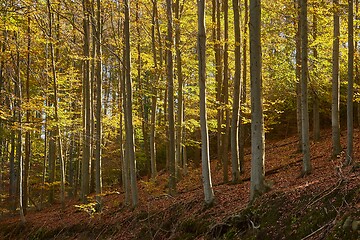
[0,129,359,239]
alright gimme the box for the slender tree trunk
[47,0,65,208]
[346,0,354,165]
[166,0,176,195]
[356,1,360,126]
[221,0,230,183]
[150,0,158,179]
[90,2,96,195]
[312,5,320,141]
[215,0,223,163]
[95,0,103,205]
[23,16,31,216]
[14,32,25,222]
[239,0,248,173]
[197,0,215,205]
[300,0,311,174]
[332,0,342,157]
[295,0,302,151]
[124,0,138,207]
[82,0,91,202]
[9,129,16,211]
[231,0,242,183]
[250,0,266,202]
[175,0,184,179]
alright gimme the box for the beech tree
[332,0,342,157]
[198,0,215,205]
[250,0,266,201]
[346,0,354,165]
[166,0,176,195]
[231,0,242,183]
[300,0,311,175]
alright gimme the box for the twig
[306,179,343,208]
[300,222,330,240]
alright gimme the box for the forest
[0,0,359,239]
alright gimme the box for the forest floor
[0,129,359,239]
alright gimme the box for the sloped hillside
[0,129,359,239]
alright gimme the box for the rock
[351,220,360,231]
[343,216,353,229]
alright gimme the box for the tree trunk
[47,0,65,208]
[166,0,176,195]
[124,0,138,207]
[215,0,223,163]
[14,32,26,222]
[82,0,91,202]
[346,0,354,165]
[250,0,266,202]
[295,0,302,151]
[239,0,248,173]
[95,0,103,205]
[332,0,342,157]
[175,0,184,179]
[222,0,230,183]
[231,0,242,183]
[197,0,215,205]
[150,0,159,179]
[312,3,320,141]
[23,16,31,216]
[300,0,311,174]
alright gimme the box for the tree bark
[332,0,342,157]
[175,0,184,179]
[300,0,311,174]
[82,0,91,202]
[250,0,266,201]
[166,0,176,195]
[222,0,230,183]
[47,0,65,208]
[124,0,138,207]
[150,0,159,179]
[295,0,302,151]
[312,3,320,142]
[231,0,242,183]
[197,0,215,205]
[23,16,31,216]
[346,0,354,165]
[95,0,103,205]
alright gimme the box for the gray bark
[250,0,266,201]
[166,0,176,195]
[198,0,215,205]
[332,0,342,156]
[82,0,91,202]
[300,0,311,174]
[231,0,241,183]
[346,0,354,165]
[124,0,138,207]
[95,0,103,205]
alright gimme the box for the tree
[312,3,320,142]
[124,0,139,207]
[166,0,176,195]
[175,0,184,178]
[95,0,103,206]
[300,0,311,175]
[346,0,354,165]
[150,0,159,179]
[82,0,91,202]
[231,0,242,183]
[250,0,266,201]
[198,0,215,205]
[332,0,342,157]
[222,0,230,183]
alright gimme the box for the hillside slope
[0,129,359,239]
